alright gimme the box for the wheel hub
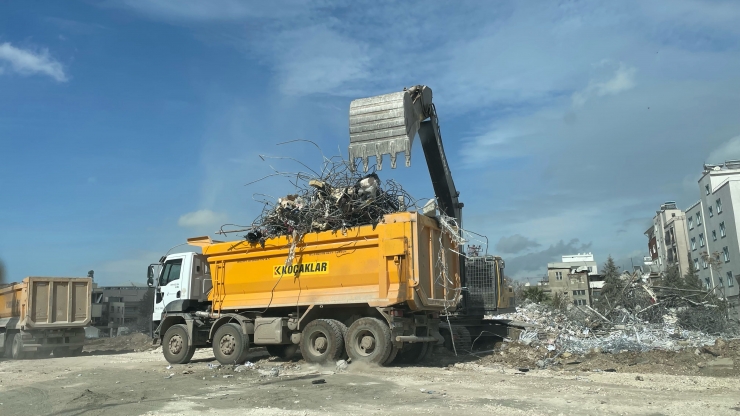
[360,335,375,352]
[313,336,327,352]
[220,334,236,355]
[169,334,183,355]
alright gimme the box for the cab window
[159,259,183,286]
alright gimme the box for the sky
[1,1,740,285]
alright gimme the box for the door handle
[176,291,181,299]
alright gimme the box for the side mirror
[147,265,155,287]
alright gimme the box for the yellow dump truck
[149,212,461,365]
[0,277,92,359]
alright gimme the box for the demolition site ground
[2,335,740,415]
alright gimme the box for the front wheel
[10,333,25,360]
[163,324,196,364]
[212,323,249,365]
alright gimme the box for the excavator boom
[348,85,463,223]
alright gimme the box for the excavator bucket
[349,85,433,172]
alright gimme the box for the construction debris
[224,157,419,242]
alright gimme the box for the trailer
[0,277,92,359]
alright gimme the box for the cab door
[154,257,184,319]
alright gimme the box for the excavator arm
[348,85,463,224]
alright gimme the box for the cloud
[572,63,636,106]
[504,239,593,279]
[0,42,67,82]
[116,0,308,21]
[178,209,227,228]
[708,135,740,163]
[495,234,541,254]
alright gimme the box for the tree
[520,286,550,303]
[684,252,702,290]
[662,263,683,289]
[595,255,621,312]
[137,288,155,333]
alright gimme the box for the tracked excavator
[349,85,521,352]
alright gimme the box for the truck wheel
[266,344,299,360]
[10,333,25,360]
[163,324,196,364]
[383,345,399,365]
[345,317,392,365]
[300,319,344,364]
[394,342,429,364]
[212,323,249,365]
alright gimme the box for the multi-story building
[685,162,740,312]
[546,253,600,306]
[644,202,691,278]
[91,285,151,328]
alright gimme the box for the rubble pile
[492,302,733,355]
[226,157,419,242]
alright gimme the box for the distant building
[546,253,602,306]
[91,285,151,329]
[644,202,691,278]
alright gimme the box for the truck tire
[266,344,299,360]
[212,323,249,365]
[300,319,344,364]
[10,333,25,360]
[345,317,392,365]
[394,342,430,364]
[383,345,399,365]
[163,324,196,364]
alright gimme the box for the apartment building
[546,253,600,306]
[644,202,691,278]
[685,163,740,311]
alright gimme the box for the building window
[688,217,694,229]
[724,246,730,262]
[729,272,735,287]
[555,271,563,280]
[572,290,586,296]
[573,299,587,306]
[691,237,696,251]
[709,206,713,217]
[717,198,723,213]
[713,230,717,241]
[699,233,705,247]
[720,222,726,237]
[587,266,593,273]
[705,277,711,289]
[693,258,700,271]
[706,184,711,195]
[703,258,709,269]
[697,212,702,225]
[719,276,724,287]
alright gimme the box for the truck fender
[158,315,188,342]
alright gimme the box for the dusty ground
[2,336,740,415]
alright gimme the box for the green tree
[595,255,621,312]
[520,286,550,303]
[137,288,155,333]
[662,263,683,288]
[683,253,702,290]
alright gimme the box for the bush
[520,286,549,303]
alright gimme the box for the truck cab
[148,252,212,326]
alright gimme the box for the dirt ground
[2,336,740,415]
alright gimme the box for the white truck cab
[147,252,212,324]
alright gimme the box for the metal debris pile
[225,154,420,242]
[492,302,732,355]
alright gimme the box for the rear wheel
[10,333,25,360]
[345,317,392,365]
[163,324,196,364]
[266,344,299,360]
[394,342,430,364]
[300,319,344,364]
[213,323,249,365]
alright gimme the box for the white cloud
[178,209,227,228]
[0,42,67,82]
[572,63,636,106]
[708,135,740,163]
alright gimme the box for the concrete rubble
[492,302,736,356]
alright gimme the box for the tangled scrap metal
[225,151,421,243]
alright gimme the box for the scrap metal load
[248,160,418,241]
